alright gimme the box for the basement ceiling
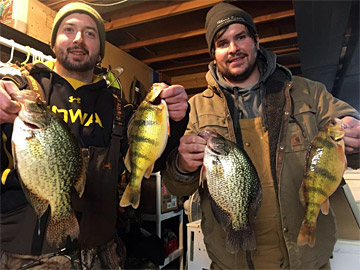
[38,0,360,109]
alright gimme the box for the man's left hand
[341,116,360,154]
[160,84,188,122]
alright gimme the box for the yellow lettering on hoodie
[69,109,88,125]
[51,105,69,123]
[84,113,103,127]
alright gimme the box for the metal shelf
[141,172,184,269]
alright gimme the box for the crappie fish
[11,90,85,247]
[120,83,169,209]
[297,118,347,247]
[199,130,262,252]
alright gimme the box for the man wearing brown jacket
[162,3,360,269]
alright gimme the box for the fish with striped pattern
[297,118,347,247]
[120,83,169,209]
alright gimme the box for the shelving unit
[141,172,184,269]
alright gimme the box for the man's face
[53,13,101,72]
[214,23,259,84]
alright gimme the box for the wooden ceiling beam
[142,35,298,64]
[253,9,295,24]
[119,9,295,50]
[260,32,297,43]
[273,47,299,55]
[105,0,222,31]
[158,60,211,72]
[119,29,205,51]
[143,48,209,64]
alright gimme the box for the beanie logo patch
[216,16,245,29]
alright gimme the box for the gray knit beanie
[50,2,106,59]
[205,2,257,54]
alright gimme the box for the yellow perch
[297,118,347,247]
[120,83,169,209]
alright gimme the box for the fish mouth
[328,118,345,141]
[199,130,224,155]
[150,95,162,105]
[18,112,41,130]
[198,130,218,140]
[207,143,222,155]
[22,120,40,129]
[330,132,345,142]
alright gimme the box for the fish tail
[226,226,256,253]
[297,221,316,247]
[46,210,79,247]
[120,185,141,209]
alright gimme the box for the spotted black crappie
[11,90,85,247]
[120,83,169,209]
[199,130,262,252]
[297,118,347,248]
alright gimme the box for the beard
[218,49,258,83]
[54,45,99,72]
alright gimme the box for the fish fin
[11,141,17,168]
[226,226,256,253]
[199,166,206,187]
[124,151,131,173]
[120,184,141,209]
[297,221,316,248]
[167,116,170,136]
[210,198,230,230]
[320,199,330,215]
[46,209,79,247]
[298,182,306,207]
[144,164,154,179]
[22,186,49,217]
[73,164,86,198]
[337,140,347,169]
[249,184,262,218]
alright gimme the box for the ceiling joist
[118,9,295,51]
[105,0,222,30]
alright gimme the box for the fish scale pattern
[12,90,85,247]
[202,132,261,252]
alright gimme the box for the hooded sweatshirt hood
[208,46,285,121]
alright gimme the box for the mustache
[67,45,89,55]
[227,51,248,63]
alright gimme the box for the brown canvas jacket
[162,66,359,269]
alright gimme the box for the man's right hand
[0,80,21,124]
[177,134,207,173]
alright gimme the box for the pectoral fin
[320,198,330,215]
[144,163,154,178]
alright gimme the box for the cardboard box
[139,175,178,214]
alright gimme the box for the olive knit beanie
[50,2,106,59]
[205,2,257,55]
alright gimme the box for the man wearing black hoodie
[162,2,360,269]
[0,2,188,269]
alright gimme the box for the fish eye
[329,120,335,126]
